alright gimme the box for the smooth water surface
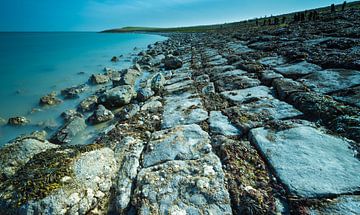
[0,32,166,146]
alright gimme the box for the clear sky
[0,0,350,31]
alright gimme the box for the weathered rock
[209,111,241,136]
[274,61,322,79]
[330,115,360,143]
[61,84,88,99]
[223,98,303,134]
[151,73,165,93]
[78,95,98,112]
[202,82,216,94]
[111,56,119,62]
[195,74,210,83]
[331,85,360,108]
[8,117,29,126]
[299,69,360,94]
[113,137,144,213]
[39,92,62,106]
[89,74,110,85]
[221,86,273,104]
[141,100,163,113]
[272,78,307,100]
[88,105,114,124]
[259,56,286,67]
[0,117,6,126]
[143,124,212,167]
[50,116,86,144]
[113,69,140,86]
[116,103,140,121]
[308,195,360,215]
[0,132,58,180]
[99,85,136,108]
[164,55,183,70]
[134,153,232,215]
[249,124,360,198]
[0,146,117,215]
[227,42,253,53]
[137,88,154,102]
[215,75,260,92]
[260,70,284,86]
[212,69,247,79]
[207,55,228,66]
[61,109,83,122]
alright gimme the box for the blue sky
[0,0,350,31]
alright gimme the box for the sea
[0,32,166,147]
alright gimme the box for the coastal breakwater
[0,7,360,215]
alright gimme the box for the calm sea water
[0,32,166,146]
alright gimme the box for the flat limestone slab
[221,86,273,104]
[136,153,232,215]
[299,69,360,94]
[274,61,321,78]
[209,111,241,136]
[259,56,286,67]
[249,125,360,198]
[143,124,211,167]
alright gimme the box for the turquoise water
[0,32,166,146]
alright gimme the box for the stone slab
[309,196,360,215]
[274,61,322,78]
[209,111,241,136]
[221,86,273,104]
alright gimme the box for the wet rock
[221,86,273,104]
[0,117,7,126]
[150,54,165,66]
[151,73,165,93]
[111,56,119,62]
[207,55,228,66]
[141,100,162,113]
[274,61,322,79]
[134,153,232,215]
[50,116,86,144]
[272,78,307,100]
[0,131,58,180]
[132,63,142,72]
[249,124,360,198]
[195,74,210,83]
[88,105,114,124]
[164,55,183,70]
[260,70,284,86]
[36,119,59,131]
[8,117,29,126]
[0,146,117,214]
[78,95,98,112]
[143,124,211,167]
[116,103,140,121]
[299,69,360,94]
[227,42,253,53]
[61,84,88,99]
[89,74,110,85]
[39,92,62,106]
[99,85,136,108]
[308,195,360,215]
[209,111,241,136]
[236,63,264,73]
[61,109,83,122]
[215,75,260,92]
[137,88,154,102]
[213,69,247,79]
[113,69,140,86]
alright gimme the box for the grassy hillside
[102,1,360,33]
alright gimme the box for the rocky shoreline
[1,6,360,215]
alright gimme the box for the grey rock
[202,82,216,94]
[114,137,144,212]
[50,116,86,144]
[143,124,211,167]
[8,116,29,126]
[299,69,360,94]
[195,74,210,83]
[259,56,286,67]
[332,85,360,108]
[221,86,273,104]
[272,78,307,100]
[39,92,62,106]
[61,84,88,99]
[137,88,155,102]
[78,95,98,112]
[141,100,163,113]
[116,103,140,121]
[309,196,360,215]
[227,41,253,53]
[89,74,110,85]
[261,70,284,86]
[215,75,260,92]
[0,132,58,179]
[113,69,140,86]
[88,105,114,124]
[100,85,136,108]
[135,153,232,215]
[209,111,241,136]
[164,55,183,70]
[16,147,117,215]
[132,63,142,72]
[249,124,360,198]
[61,109,83,122]
[151,73,165,93]
[213,69,247,79]
[0,117,6,126]
[274,61,322,79]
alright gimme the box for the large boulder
[50,116,86,144]
[88,105,114,124]
[99,85,136,108]
[113,69,140,86]
[61,84,88,99]
[164,55,183,70]
[78,95,98,112]
[151,73,165,93]
[89,74,110,85]
[137,88,154,102]
[39,92,62,106]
